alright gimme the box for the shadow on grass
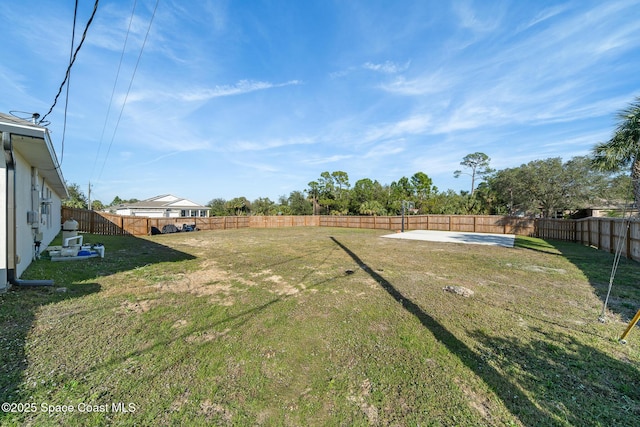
[67,239,346,384]
[517,237,640,323]
[470,328,640,426]
[330,236,553,425]
[0,283,101,409]
[23,233,197,285]
[0,233,196,414]
[334,235,640,425]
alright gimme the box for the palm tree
[592,96,640,208]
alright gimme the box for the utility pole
[88,181,92,211]
[401,200,406,232]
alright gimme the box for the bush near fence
[61,207,640,262]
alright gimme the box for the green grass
[1,227,639,426]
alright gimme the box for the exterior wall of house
[14,150,34,277]
[115,208,208,218]
[12,151,62,277]
[116,209,172,218]
[139,209,173,218]
[39,176,62,253]
[0,152,6,290]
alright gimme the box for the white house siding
[14,150,32,277]
[114,208,133,216]
[114,208,208,218]
[37,178,62,255]
[139,209,173,218]
[1,113,67,289]
[12,151,61,277]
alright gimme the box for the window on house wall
[181,210,186,217]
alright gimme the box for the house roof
[117,194,208,210]
[0,112,68,198]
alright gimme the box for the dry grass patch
[1,227,638,426]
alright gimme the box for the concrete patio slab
[381,229,515,248]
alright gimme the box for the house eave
[0,120,68,198]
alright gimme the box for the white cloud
[364,141,406,158]
[379,73,453,96]
[180,79,301,102]
[229,136,317,152]
[452,1,504,33]
[363,60,410,74]
[304,155,353,165]
[362,113,433,143]
[517,5,568,32]
[123,79,302,104]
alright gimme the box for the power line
[58,0,80,167]
[39,0,100,125]
[96,0,160,183]
[90,0,139,181]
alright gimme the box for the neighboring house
[1,112,68,291]
[112,194,209,218]
[573,204,638,219]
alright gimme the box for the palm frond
[592,96,640,172]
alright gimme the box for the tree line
[205,154,628,218]
[65,96,640,219]
[64,153,630,219]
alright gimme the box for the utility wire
[58,0,80,167]
[39,0,99,125]
[90,0,138,181]
[96,0,160,183]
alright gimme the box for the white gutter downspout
[1,131,9,291]
[2,131,16,290]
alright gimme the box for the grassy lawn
[1,227,639,426]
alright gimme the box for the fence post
[597,219,601,249]
[610,219,615,254]
[626,220,631,259]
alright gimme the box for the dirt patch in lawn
[252,269,302,296]
[185,327,231,344]
[118,299,157,314]
[153,260,255,304]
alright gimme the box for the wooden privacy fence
[319,215,535,235]
[536,217,640,262]
[61,207,640,261]
[61,208,321,235]
[62,207,534,236]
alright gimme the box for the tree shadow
[23,232,197,286]
[2,232,347,417]
[330,237,554,425]
[447,232,515,247]
[0,283,101,409]
[0,233,197,415]
[469,327,640,426]
[524,238,640,323]
[496,216,536,235]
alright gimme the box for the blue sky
[2,0,640,206]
